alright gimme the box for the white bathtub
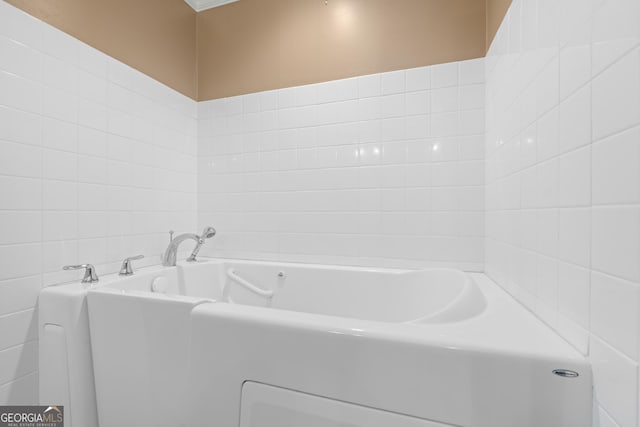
[40,258,592,427]
[90,259,591,427]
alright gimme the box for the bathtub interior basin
[177,260,487,323]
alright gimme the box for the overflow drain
[552,369,579,378]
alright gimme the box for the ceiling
[183,0,239,12]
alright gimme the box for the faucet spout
[161,233,203,267]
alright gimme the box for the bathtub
[76,258,592,427]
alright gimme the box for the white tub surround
[485,1,640,426]
[41,258,591,427]
[0,1,197,404]
[197,59,485,271]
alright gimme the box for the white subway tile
[0,342,37,385]
[558,262,590,328]
[405,115,428,139]
[558,208,591,268]
[592,49,640,141]
[0,69,41,114]
[0,141,42,178]
[592,206,640,282]
[381,142,407,165]
[538,0,559,48]
[0,276,41,317]
[42,54,77,94]
[590,335,638,427]
[380,70,405,95]
[77,238,107,266]
[459,84,484,110]
[536,57,559,117]
[0,36,41,82]
[405,66,430,91]
[559,43,591,100]
[357,74,381,98]
[459,109,484,136]
[78,98,108,130]
[42,240,78,273]
[379,93,405,118]
[43,149,77,181]
[557,146,591,206]
[591,271,640,360]
[537,209,558,258]
[431,87,458,113]
[43,180,78,211]
[592,126,640,205]
[0,3,43,50]
[42,86,77,123]
[558,85,591,153]
[459,59,484,85]
[431,112,457,138]
[536,158,559,208]
[0,176,41,210]
[0,106,41,147]
[316,78,358,103]
[42,117,77,152]
[458,135,484,161]
[0,310,37,351]
[591,0,640,75]
[0,211,41,245]
[431,62,458,88]
[536,107,559,162]
[405,90,430,115]
[43,211,77,242]
[259,90,278,111]
[380,117,406,142]
[77,126,107,157]
[0,244,42,281]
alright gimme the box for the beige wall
[6,0,197,99]
[197,0,487,100]
[6,0,511,101]
[486,0,511,50]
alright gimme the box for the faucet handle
[63,264,99,284]
[119,255,144,276]
[168,230,174,243]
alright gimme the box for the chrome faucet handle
[63,264,99,284]
[168,230,174,243]
[119,254,144,276]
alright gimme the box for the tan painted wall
[486,0,511,50]
[6,0,509,101]
[6,0,197,99]
[197,0,487,100]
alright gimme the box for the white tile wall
[485,1,640,426]
[197,59,485,270]
[0,1,197,404]
[8,2,637,424]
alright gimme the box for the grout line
[0,370,38,389]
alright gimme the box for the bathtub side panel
[87,291,208,427]
[186,304,592,427]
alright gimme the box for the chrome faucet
[119,254,144,276]
[162,226,216,266]
[187,227,216,262]
[63,264,99,284]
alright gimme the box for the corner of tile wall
[485,0,640,426]
[0,0,197,403]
